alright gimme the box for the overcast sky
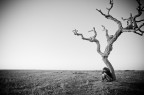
[0,0,144,70]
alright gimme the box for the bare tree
[72,0,144,81]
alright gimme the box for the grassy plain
[0,70,144,95]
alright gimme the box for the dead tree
[72,0,144,81]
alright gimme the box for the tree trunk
[102,56,116,81]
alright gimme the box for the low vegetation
[0,70,144,95]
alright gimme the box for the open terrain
[0,70,144,95]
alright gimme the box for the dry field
[0,70,144,95]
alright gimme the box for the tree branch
[72,29,91,41]
[122,13,133,27]
[96,0,123,57]
[106,0,113,15]
[136,19,144,22]
[122,0,144,36]
[102,25,114,43]
[96,0,122,29]
[72,28,104,56]
[101,25,122,57]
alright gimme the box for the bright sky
[0,0,144,70]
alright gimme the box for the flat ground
[0,70,144,95]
